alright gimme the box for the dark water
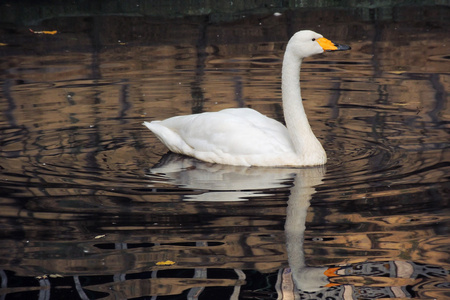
[0,5,449,300]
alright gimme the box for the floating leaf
[389,70,406,74]
[29,29,58,35]
[156,260,175,266]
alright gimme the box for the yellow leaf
[42,30,58,35]
[156,260,175,266]
[389,70,406,74]
[29,29,58,35]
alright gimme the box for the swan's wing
[218,108,294,152]
[147,108,294,156]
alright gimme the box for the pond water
[0,5,449,300]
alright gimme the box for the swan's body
[144,30,350,167]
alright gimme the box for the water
[0,6,449,300]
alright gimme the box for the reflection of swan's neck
[282,50,324,161]
[285,170,330,292]
[285,173,314,270]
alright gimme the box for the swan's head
[287,30,350,59]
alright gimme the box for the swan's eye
[312,38,316,41]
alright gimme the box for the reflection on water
[0,5,449,300]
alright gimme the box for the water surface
[0,6,449,300]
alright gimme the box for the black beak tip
[336,43,351,51]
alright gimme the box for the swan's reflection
[147,153,334,292]
[284,163,338,293]
[147,153,302,201]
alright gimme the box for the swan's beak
[323,267,341,287]
[317,37,351,51]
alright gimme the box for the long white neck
[281,49,326,164]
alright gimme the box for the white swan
[143,30,350,167]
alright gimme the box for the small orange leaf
[156,260,175,266]
[29,29,58,35]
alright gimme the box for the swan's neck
[282,51,326,163]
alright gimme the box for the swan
[143,30,350,167]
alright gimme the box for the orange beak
[323,267,341,287]
[317,37,351,51]
[324,267,340,277]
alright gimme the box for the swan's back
[144,108,296,166]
